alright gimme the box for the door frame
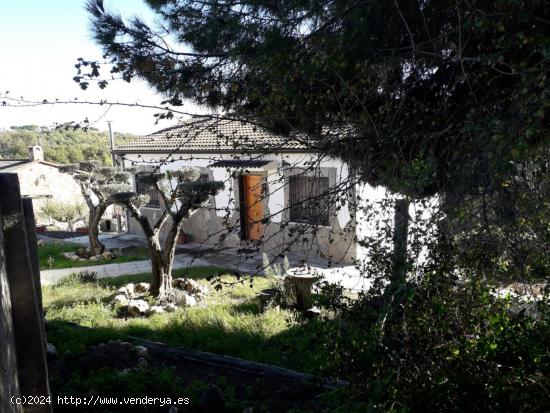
[238,173,264,241]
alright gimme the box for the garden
[43,267,343,412]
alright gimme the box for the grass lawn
[43,267,326,374]
[38,242,149,270]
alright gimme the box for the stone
[89,255,100,261]
[163,303,178,313]
[46,342,57,356]
[134,345,148,358]
[102,251,115,260]
[170,289,197,307]
[62,251,79,260]
[200,384,225,413]
[136,357,148,368]
[172,277,201,293]
[120,341,133,350]
[125,283,136,296]
[113,294,129,306]
[148,305,165,315]
[135,282,150,294]
[127,299,150,317]
[117,287,128,295]
[184,294,197,307]
[172,278,208,301]
[305,307,321,320]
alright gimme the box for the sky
[0,0,203,135]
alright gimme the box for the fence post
[0,202,23,412]
[0,173,51,413]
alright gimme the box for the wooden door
[242,175,263,241]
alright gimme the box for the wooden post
[0,173,51,413]
[22,199,46,344]
[392,199,410,285]
[0,203,23,412]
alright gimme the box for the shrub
[57,270,99,286]
[316,262,550,412]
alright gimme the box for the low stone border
[58,322,348,390]
[130,336,349,390]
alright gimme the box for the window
[289,175,330,225]
[135,174,161,208]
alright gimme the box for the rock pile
[62,249,117,262]
[172,277,209,300]
[111,278,209,317]
[74,340,149,374]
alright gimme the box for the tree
[0,126,138,164]
[60,161,131,255]
[111,168,222,299]
[84,0,548,198]
[40,200,86,231]
[79,3,550,409]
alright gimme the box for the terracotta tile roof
[113,117,311,154]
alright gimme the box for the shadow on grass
[46,310,329,376]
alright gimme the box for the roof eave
[111,148,319,155]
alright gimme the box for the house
[113,118,437,265]
[0,146,85,227]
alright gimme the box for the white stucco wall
[122,151,352,226]
[355,183,440,268]
[120,151,440,266]
[2,161,85,225]
[120,151,358,263]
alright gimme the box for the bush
[316,263,550,412]
[57,270,99,286]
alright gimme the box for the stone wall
[7,162,84,226]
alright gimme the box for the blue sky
[0,0,201,134]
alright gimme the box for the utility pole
[107,121,116,167]
[107,121,123,232]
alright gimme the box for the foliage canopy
[85,0,549,196]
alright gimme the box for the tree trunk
[88,205,107,256]
[391,199,410,287]
[147,233,173,299]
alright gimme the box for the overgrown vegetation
[0,125,137,165]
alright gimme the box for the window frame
[288,174,331,226]
[135,173,161,209]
